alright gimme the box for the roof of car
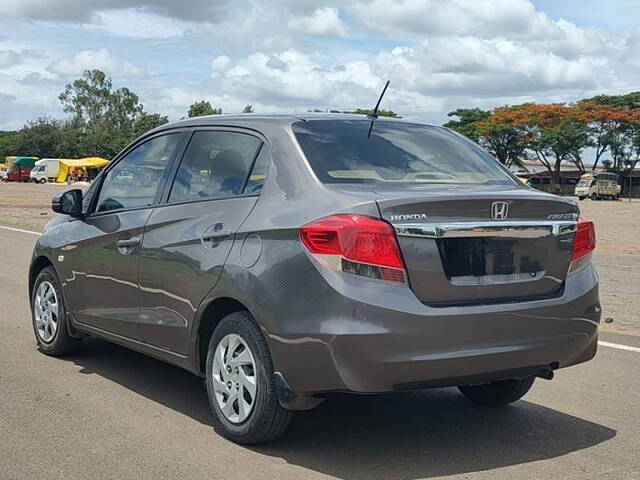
[162,112,430,128]
[144,113,439,140]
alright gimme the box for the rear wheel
[205,311,292,444]
[31,266,82,356]
[458,377,535,406]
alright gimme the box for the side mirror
[52,189,83,217]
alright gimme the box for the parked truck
[29,159,60,183]
[575,172,619,200]
[4,156,39,182]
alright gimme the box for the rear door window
[243,144,271,194]
[168,130,263,203]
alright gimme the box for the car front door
[138,129,271,354]
[61,132,183,339]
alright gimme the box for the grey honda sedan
[29,114,600,444]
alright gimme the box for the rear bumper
[260,261,600,395]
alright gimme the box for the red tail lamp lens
[300,214,405,269]
[571,216,596,261]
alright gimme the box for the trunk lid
[374,186,579,306]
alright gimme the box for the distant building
[507,158,596,176]
[526,170,584,195]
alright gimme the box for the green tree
[587,92,640,110]
[54,69,171,158]
[581,93,640,173]
[57,69,154,158]
[474,104,531,166]
[187,100,221,117]
[507,103,590,186]
[443,108,491,143]
[12,117,81,158]
[350,108,399,118]
[59,69,143,130]
[0,131,19,159]
[242,104,254,113]
[132,112,169,139]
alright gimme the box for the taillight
[300,214,407,285]
[571,216,596,261]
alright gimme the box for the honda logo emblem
[491,201,509,220]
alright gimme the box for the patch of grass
[0,219,43,232]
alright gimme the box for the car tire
[458,376,535,406]
[205,311,292,444]
[31,266,82,356]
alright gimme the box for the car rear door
[137,128,271,354]
[61,132,183,339]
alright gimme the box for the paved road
[1,227,639,480]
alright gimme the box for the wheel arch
[29,255,55,300]
[194,296,253,376]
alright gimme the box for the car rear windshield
[292,120,517,185]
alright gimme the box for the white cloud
[47,48,146,77]
[0,49,23,68]
[0,0,639,132]
[90,8,190,38]
[350,0,549,39]
[207,49,442,114]
[369,37,598,97]
[212,55,230,71]
[0,0,233,22]
[289,7,347,37]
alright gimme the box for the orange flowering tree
[444,93,640,185]
[575,99,640,172]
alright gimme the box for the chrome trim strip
[393,221,577,239]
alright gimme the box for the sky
[1,0,640,131]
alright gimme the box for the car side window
[168,131,262,203]
[96,134,179,213]
[243,144,271,194]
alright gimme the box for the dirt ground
[0,182,71,230]
[0,182,638,335]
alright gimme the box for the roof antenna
[367,80,390,138]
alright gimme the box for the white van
[575,172,619,200]
[29,159,60,183]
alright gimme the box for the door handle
[201,224,231,248]
[117,237,141,248]
[202,230,231,242]
[116,236,140,255]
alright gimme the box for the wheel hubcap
[212,333,257,424]
[34,281,59,343]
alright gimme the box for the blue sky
[1,0,639,130]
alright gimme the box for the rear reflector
[571,216,596,261]
[300,214,407,285]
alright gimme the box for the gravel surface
[578,199,639,336]
[0,182,637,335]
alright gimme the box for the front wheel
[458,377,535,406]
[205,311,292,444]
[31,266,82,356]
